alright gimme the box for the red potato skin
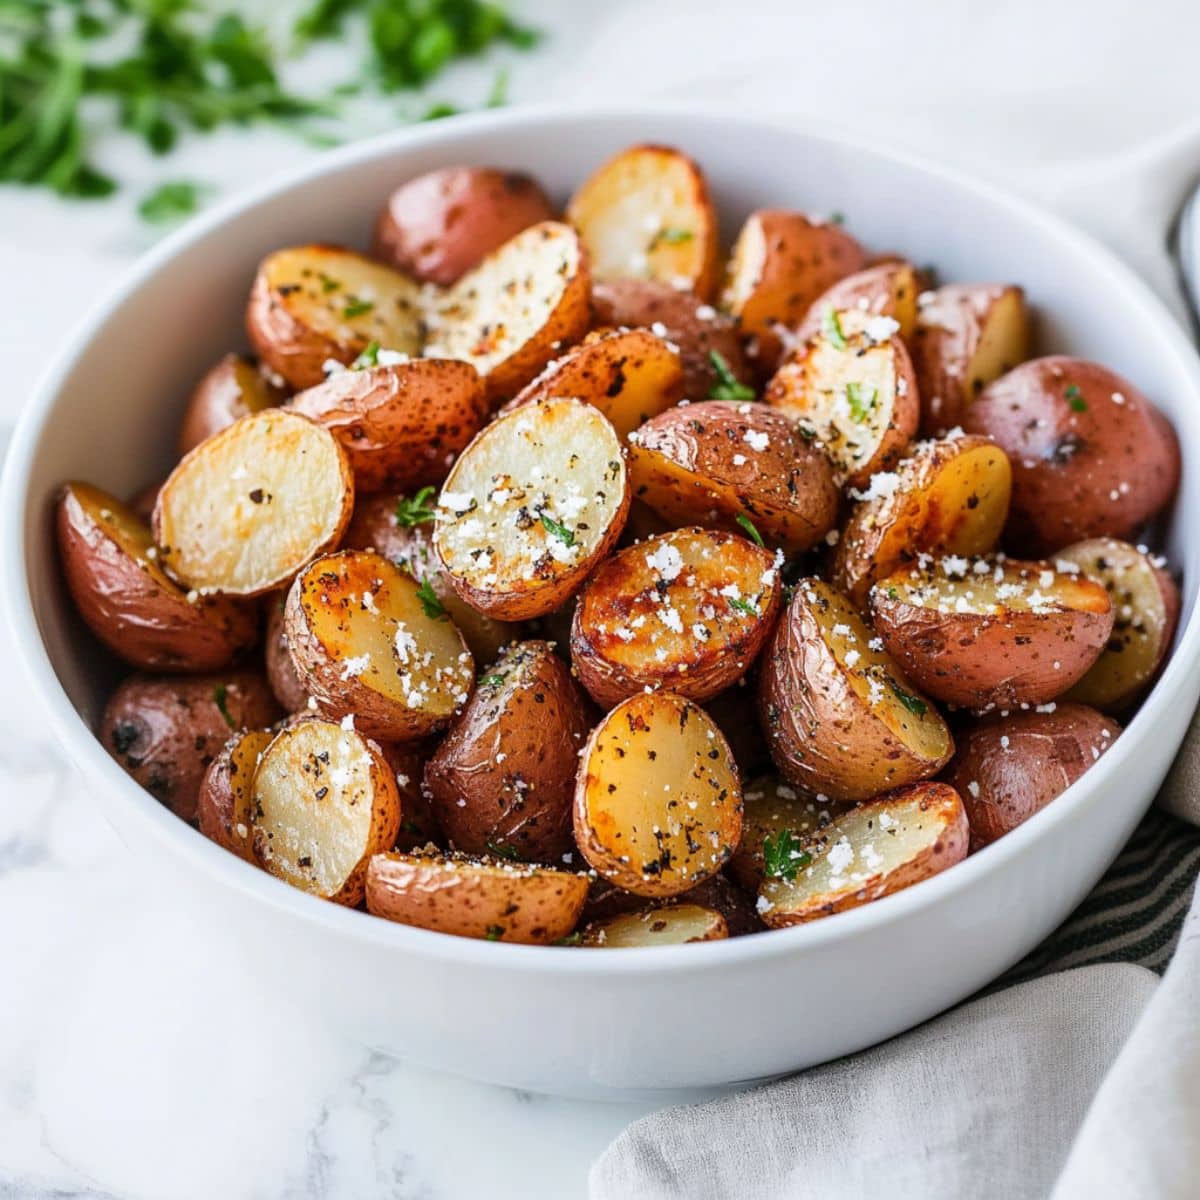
[128,481,164,524]
[197,728,273,861]
[178,354,284,457]
[963,357,1180,555]
[264,599,311,712]
[943,705,1121,851]
[793,260,923,344]
[378,740,444,851]
[373,167,556,287]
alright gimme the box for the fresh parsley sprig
[707,350,755,402]
[763,829,812,881]
[395,486,438,528]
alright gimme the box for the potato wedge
[831,435,1012,608]
[251,717,401,906]
[197,728,273,861]
[567,144,720,299]
[912,284,1029,435]
[424,221,590,402]
[424,641,594,863]
[154,409,354,598]
[570,527,783,707]
[58,482,258,671]
[1057,539,1180,711]
[574,692,742,897]
[433,397,631,620]
[728,775,841,892]
[870,558,1114,708]
[793,261,923,344]
[288,358,487,493]
[284,549,474,741]
[581,903,728,947]
[757,782,968,927]
[627,401,839,553]
[264,597,310,712]
[500,328,685,438]
[944,705,1120,850]
[365,851,588,944]
[178,353,284,456]
[757,580,953,803]
[765,317,919,486]
[720,210,867,372]
[246,245,424,390]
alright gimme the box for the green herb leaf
[416,576,446,620]
[735,513,765,547]
[394,486,437,528]
[649,227,694,250]
[1064,385,1087,412]
[138,181,209,225]
[420,101,460,122]
[763,829,812,881]
[485,840,520,862]
[486,66,510,108]
[319,273,342,294]
[484,924,505,941]
[844,381,877,423]
[342,298,374,319]
[887,676,928,717]
[212,683,235,729]
[823,307,848,351]
[707,350,755,401]
[554,931,583,946]
[728,595,757,617]
[540,513,575,547]
[480,674,506,687]
[351,340,381,369]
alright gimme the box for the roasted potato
[500,328,685,438]
[628,401,839,552]
[246,246,424,390]
[831,434,1012,608]
[378,739,443,851]
[373,166,555,286]
[283,549,474,741]
[757,782,969,927]
[264,597,310,712]
[720,210,867,372]
[57,482,257,671]
[574,691,742,897]
[912,284,1029,435]
[758,580,953,802]
[579,871,761,937]
[570,527,783,707]
[101,670,281,821]
[424,221,591,402]
[765,316,919,486]
[288,358,487,493]
[963,357,1181,555]
[251,717,402,906]
[793,260,923,344]
[943,705,1120,850]
[197,728,273,860]
[154,409,354,597]
[423,641,594,863]
[728,775,841,892]
[870,558,1114,709]
[178,353,284,456]
[567,144,720,299]
[581,903,729,947]
[1057,539,1180,711]
[704,682,772,779]
[365,850,588,944]
[433,397,631,620]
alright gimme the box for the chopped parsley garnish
[887,677,928,717]
[421,101,461,121]
[707,351,755,401]
[395,486,437,527]
[845,381,877,423]
[319,273,342,294]
[823,307,848,351]
[480,674,506,687]
[484,925,505,941]
[416,576,446,620]
[342,298,374,319]
[829,211,845,225]
[212,683,235,729]
[728,595,757,617]
[485,840,520,861]
[1065,386,1087,412]
[735,513,765,547]
[540,514,575,547]
[887,586,899,600]
[650,227,694,249]
[351,340,381,369]
[137,181,209,225]
[763,829,812,881]
[554,931,583,946]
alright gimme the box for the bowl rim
[5,102,1199,976]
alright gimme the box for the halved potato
[288,359,487,493]
[581,904,728,947]
[251,718,402,906]
[58,482,258,671]
[1058,539,1180,711]
[831,435,1012,608]
[720,210,867,371]
[283,549,474,741]
[423,221,591,402]
[570,527,783,707]
[765,318,919,486]
[870,558,1114,708]
[198,728,273,861]
[728,775,840,892]
[579,870,761,936]
[912,284,1028,435]
[154,409,354,597]
[567,144,720,299]
[500,328,685,438]
[433,397,631,620]
[178,353,284,456]
[574,691,742,897]
[793,261,923,344]
[627,401,839,553]
[365,851,588,944]
[757,580,953,803]
[246,246,424,390]
[757,782,969,927]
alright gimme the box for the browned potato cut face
[58,483,258,671]
[757,782,968,926]
[424,221,590,401]
[832,435,1012,607]
[582,903,728,947]
[154,410,353,597]
[729,776,841,892]
[571,527,783,706]
[502,328,685,438]
[794,261,922,344]
[628,401,839,553]
[574,692,742,897]
[198,728,273,860]
[757,580,953,803]
[765,320,919,486]
[365,851,588,944]
[247,246,425,390]
[433,398,630,619]
[285,549,474,741]
[252,718,401,906]
[870,558,1114,708]
[567,144,720,299]
[179,354,283,456]
[1057,539,1180,710]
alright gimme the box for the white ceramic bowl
[5,108,1199,1101]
